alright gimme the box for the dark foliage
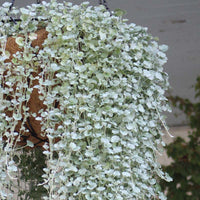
[14,148,47,199]
[160,77,200,200]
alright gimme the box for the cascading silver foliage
[0,0,172,199]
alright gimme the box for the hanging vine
[0,0,172,199]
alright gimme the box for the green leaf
[15,37,24,46]
[114,8,127,17]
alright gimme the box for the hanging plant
[0,0,172,199]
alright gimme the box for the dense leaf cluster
[161,77,200,200]
[14,148,47,199]
[0,1,171,199]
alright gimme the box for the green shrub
[161,77,200,200]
